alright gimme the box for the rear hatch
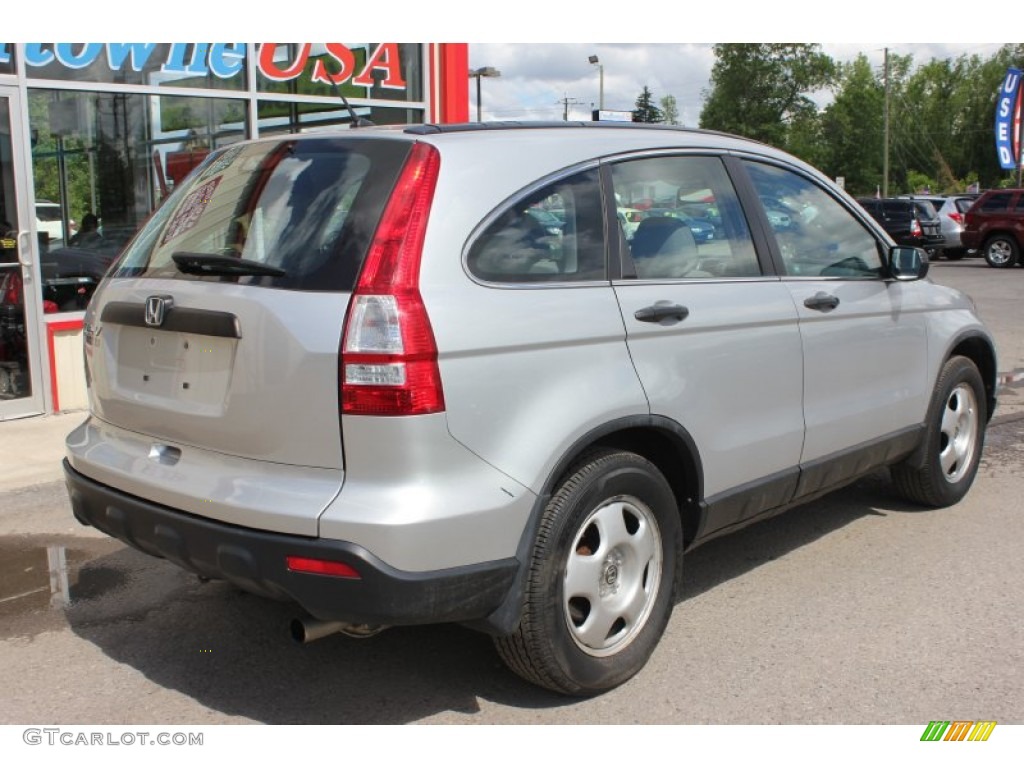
[912,200,942,239]
[79,134,414,533]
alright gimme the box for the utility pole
[558,95,583,121]
[883,48,890,198]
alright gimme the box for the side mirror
[888,246,929,281]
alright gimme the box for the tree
[632,86,663,123]
[818,54,887,195]
[699,44,836,151]
[660,94,679,125]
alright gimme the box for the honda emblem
[144,296,173,327]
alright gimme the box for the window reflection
[29,88,248,311]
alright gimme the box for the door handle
[634,302,689,323]
[17,230,33,268]
[804,292,839,311]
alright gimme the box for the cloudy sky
[29,3,1008,130]
[467,43,1006,125]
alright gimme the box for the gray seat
[630,216,699,278]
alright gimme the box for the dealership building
[0,43,469,419]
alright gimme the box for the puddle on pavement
[0,535,126,634]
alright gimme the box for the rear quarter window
[110,137,412,292]
[466,168,606,284]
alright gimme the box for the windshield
[110,136,411,291]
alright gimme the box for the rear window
[881,201,912,219]
[110,137,412,291]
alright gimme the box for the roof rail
[404,121,754,142]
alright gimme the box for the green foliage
[818,54,886,195]
[905,170,937,194]
[702,43,1024,195]
[29,92,95,224]
[660,94,679,125]
[699,44,836,149]
[632,86,664,123]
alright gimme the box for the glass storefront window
[21,44,247,90]
[29,88,248,311]
[256,100,423,135]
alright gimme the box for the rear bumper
[64,460,519,626]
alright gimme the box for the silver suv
[64,123,997,696]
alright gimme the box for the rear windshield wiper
[172,251,287,278]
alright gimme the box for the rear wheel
[495,450,680,696]
[982,235,1019,268]
[892,356,986,507]
[943,248,966,261]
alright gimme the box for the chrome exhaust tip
[290,617,387,643]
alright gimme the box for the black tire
[943,249,966,261]
[892,356,986,507]
[982,235,1019,268]
[494,450,680,696]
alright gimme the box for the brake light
[910,219,922,237]
[948,211,963,225]
[341,142,444,416]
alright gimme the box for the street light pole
[588,55,604,111]
[469,66,501,122]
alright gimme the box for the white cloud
[469,43,1007,126]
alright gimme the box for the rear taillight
[948,211,963,225]
[340,142,444,416]
[910,219,922,237]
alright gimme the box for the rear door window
[609,154,761,280]
[980,192,1011,212]
[110,137,412,291]
[882,201,912,221]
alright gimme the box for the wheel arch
[470,415,705,637]
[947,332,998,423]
[902,332,997,473]
[982,230,1020,262]
[982,229,1018,246]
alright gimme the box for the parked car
[898,194,977,260]
[35,200,76,248]
[856,197,945,255]
[960,188,1024,268]
[65,123,997,697]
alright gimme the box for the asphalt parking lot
[0,258,1021,730]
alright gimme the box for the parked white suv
[65,123,997,696]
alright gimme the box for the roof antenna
[323,65,375,128]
